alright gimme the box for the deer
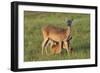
[41,19,73,55]
[49,35,73,55]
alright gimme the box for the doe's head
[66,19,73,26]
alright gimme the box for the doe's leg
[42,38,48,55]
[57,42,62,54]
[63,41,70,55]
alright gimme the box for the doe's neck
[67,26,71,30]
[67,26,71,35]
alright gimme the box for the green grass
[24,11,90,62]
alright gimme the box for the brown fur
[51,36,72,54]
[51,43,60,54]
[41,23,72,55]
[51,42,73,54]
[42,25,69,42]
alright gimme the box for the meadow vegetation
[24,11,90,61]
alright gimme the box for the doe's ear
[65,18,73,23]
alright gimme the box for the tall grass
[24,11,90,61]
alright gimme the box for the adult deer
[41,19,73,55]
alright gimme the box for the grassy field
[24,11,90,62]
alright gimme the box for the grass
[24,11,90,62]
